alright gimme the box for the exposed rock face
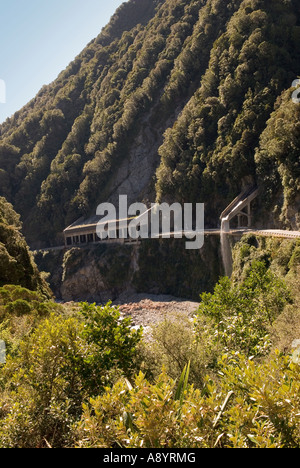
[60,244,134,303]
[106,120,162,206]
[61,258,108,303]
[34,235,223,302]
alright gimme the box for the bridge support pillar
[221,219,230,233]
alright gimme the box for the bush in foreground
[75,353,300,449]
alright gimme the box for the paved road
[249,229,300,239]
[157,229,300,239]
[203,228,300,239]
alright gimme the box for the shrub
[139,313,220,387]
[195,261,290,358]
[5,299,31,316]
[0,302,143,447]
[75,353,300,449]
[0,313,85,448]
[79,302,143,393]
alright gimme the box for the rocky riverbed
[112,292,199,328]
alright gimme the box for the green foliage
[138,313,220,387]
[0,313,85,448]
[4,299,32,316]
[0,284,63,360]
[174,360,190,410]
[0,300,143,447]
[0,197,52,296]
[255,91,300,228]
[155,0,300,223]
[289,243,300,270]
[0,254,299,448]
[0,196,21,228]
[214,353,300,448]
[195,261,290,358]
[79,302,143,393]
[75,354,300,448]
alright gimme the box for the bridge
[241,229,300,239]
[154,228,300,239]
[34,186,300,254]
[220,186,260,232]
[218,185,300,239]
[33,228,300,255]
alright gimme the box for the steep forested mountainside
[0,0,299,248]
[0,197,52,295]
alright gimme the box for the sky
[0,0,125,123]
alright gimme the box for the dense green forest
[0,197,51,295]
[0,0,299,246]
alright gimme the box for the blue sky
[0,0,125,123]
